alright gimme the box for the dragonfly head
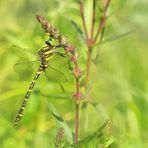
[46,38,56,47]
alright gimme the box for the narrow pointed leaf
[48,103,73,144]
[100,30,135,45]
[70,19,85,42]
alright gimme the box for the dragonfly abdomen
[14,66,44,126]
[15,47,54,126]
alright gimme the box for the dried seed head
[55,127,65,147]
[36,14,52,33]
[51,26,61,38]
[64,44,76,53]
[36,14,45,24]
[36,14,61,39]
[70,55,76,63]
[72,67,82,78]
[60,36,68,45]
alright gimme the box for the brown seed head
[36,14,52,33]
[72,67,82,78]
[65,44,76,53]
[73,92,83,102]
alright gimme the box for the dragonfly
[13,19,69,126]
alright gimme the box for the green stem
[85,49,92,89]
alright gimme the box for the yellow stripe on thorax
[44,50,53,55]
[21,107,25,109]
[46,56,53,61]
[18,114,23,117]
[37,71,43,74]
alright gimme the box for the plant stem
[74,54,81,143]
[76,0,111,143]
[91,0,96,39]
[93,0,111,44]
[63,37,82,144]
[85,49,92,88]
[75,103,79,143]
[79,1,94,89]
[85,0,96,88]
[80,1,90,42]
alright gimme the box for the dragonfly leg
[55,52,66,57]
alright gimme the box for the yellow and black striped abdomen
[14,67,44,126]
[14,47,54,126]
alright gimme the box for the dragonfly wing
[14,61,39,80]
[14,61,37,73]
[45,52,71,82]
[10,45,38,61]
[10,45,40,79]
[45,65,68,82]
[52,52,71,71]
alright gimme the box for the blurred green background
[0,0,148,147]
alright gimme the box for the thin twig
[95,27,106,63]
[64,45,82,144]
[80,1,90,42]
[84,0,96,88]
[75,103,79,143]
[91,0,96,40]
[73,52,82,143]
[93,0,111,44]
[85,49,91,88]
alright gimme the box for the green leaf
[58,82,72,99]
[104,136,117,147]
[48,103,73,144]
[70,19,85,42]
[100,30,135,45]
[70,120,111,147]
[59,82,67,94]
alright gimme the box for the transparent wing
[14,60,39,74]
[45,65,68,82]
[10,45,40,78]
[14,61,39,80]
[50,52,70,72]
[45,53,71,82]
[10,45,38,61]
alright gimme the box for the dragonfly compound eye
[45,40,50,45]
[46,39,56,47]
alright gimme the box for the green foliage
[0,0,148,147]
[48,103,73,144]
[70,120,112,147]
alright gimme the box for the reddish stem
[91,0,96,40]
[73,52,82,143]
[76,0,111,143]
[80,1,90,42]
[85,49,91,88]
[75,103,79,143]
[93,0,111,44]
[84,0,96,88]
[80,0,94,88]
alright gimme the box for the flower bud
[72,67,82,78]
[64,44,75,53]
[73,92,83,101]
[60,36,68,45]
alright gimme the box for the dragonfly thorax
[38,47,54,68]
